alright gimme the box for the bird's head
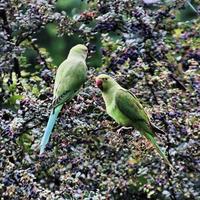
[70,44,88,59]
[95,74,117,92]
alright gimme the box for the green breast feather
[107,102,133,126]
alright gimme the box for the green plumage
[40,44,88,154]
[96,74,174,169]
[52,45,88,108]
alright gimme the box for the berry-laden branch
[0,8,21,79]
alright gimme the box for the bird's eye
[104,78,108,81]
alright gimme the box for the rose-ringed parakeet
[40,44,88,154]
[95,74,174,169]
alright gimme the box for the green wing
[52,58,87,108]
[115,89,154,135]
[115,89,173,168]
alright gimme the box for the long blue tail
[187,1,199,14]
[40,104,63,154]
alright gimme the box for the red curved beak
[95,78,103,89]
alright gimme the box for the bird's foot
[116,126,132,135]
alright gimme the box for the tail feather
[144,132,175,171]
[187,1,199,14]
[40,104,63,154]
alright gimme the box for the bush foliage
[0,0,199,199]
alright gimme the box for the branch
[16,31,36,46]
[13,57,21,78]
[27,37,49,70]
[15,17,54,46]
[0,9,22,79]
[0,9,12,39]
[169,73,186,91]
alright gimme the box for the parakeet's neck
[68,51,87,60]
[102,84,121,106]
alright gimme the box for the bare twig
[27,37,49,70]
[169,73,186,91]
[13,57,21,78]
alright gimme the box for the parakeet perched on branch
[95,74,174,169]
[40,44,88,154]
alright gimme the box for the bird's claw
[116,126,132,135]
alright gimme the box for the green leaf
[16,132,33,153]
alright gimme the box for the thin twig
[13,57,21,78]
[27,37,49,70]
[15,25,42,46]
[169,73,186,91]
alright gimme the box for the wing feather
[115,89,155,136]
[115,89,149,121]
[52,59,87,108]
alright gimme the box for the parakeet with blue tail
[40,44,88,154]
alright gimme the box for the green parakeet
[95,74,174,169]
[40,44,88,154]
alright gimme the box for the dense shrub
[0,0,199,199]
